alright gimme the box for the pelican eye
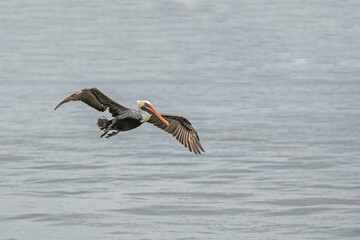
[142,103,151,109]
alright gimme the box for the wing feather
[184,132,188,148]
[147,114,205,155]
[190,139,197,154]
[173,125,180,137]
[179,129,185,145]
[54,87,128,116]
[185,133,191,152]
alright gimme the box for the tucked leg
[105,130,120,138]
[100,120,116,138]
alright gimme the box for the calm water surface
[1,1,360,239]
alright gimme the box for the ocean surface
[1,1,360,239]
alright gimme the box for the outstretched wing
[147,114,205,155]
[54,87,128,116]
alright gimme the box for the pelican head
[137,100,169,125]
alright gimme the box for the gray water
[1,1,360,239]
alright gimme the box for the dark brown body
[115,118,143,132]
[98,116,143,132]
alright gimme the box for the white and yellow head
[137,100,169,125]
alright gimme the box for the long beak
[146,105,169,125]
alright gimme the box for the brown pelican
[54,87,205,154]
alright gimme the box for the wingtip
[54,104,61,111]
[54,101,64,111]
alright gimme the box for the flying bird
[54,87,204,154]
